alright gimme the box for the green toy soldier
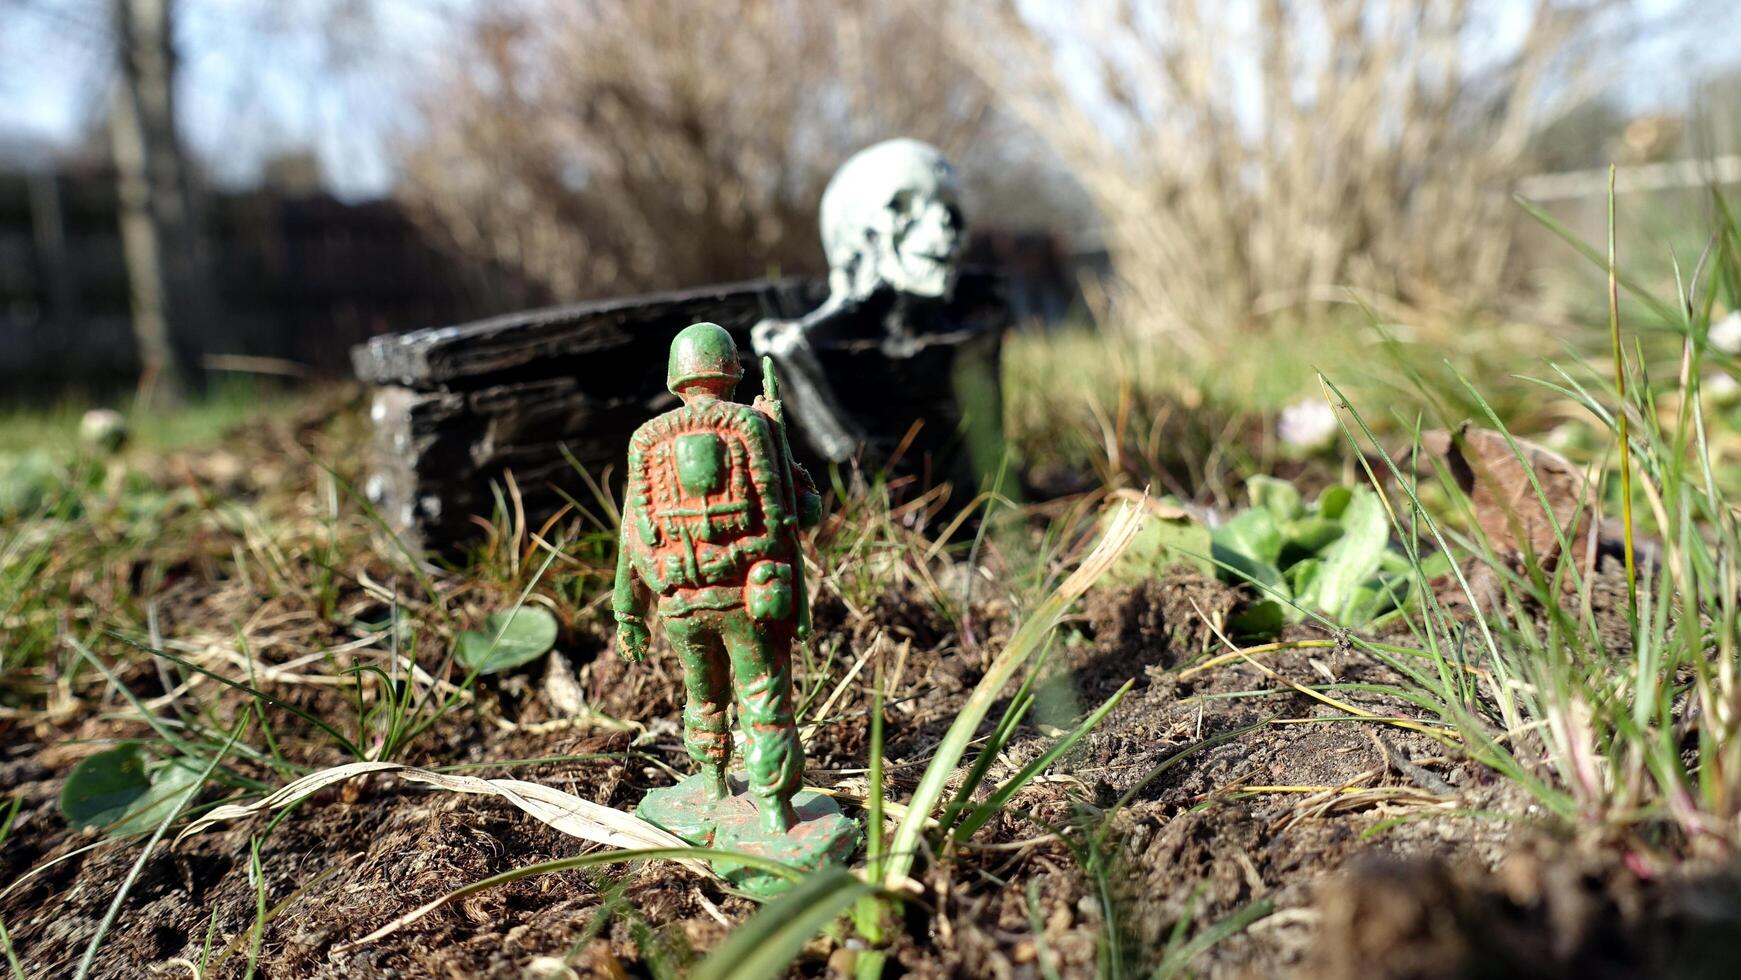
[614,324,854,871]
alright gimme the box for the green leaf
[1285,558,1323,597]
[1418,550,1455,579]
[1315,485,1354,521]
[1279,517,1343,565]
[113,761,206,837]
[1309,488,1391,623]
[60,746,150,829]
[61,749,212,837]
[1377,549,1413,576]
[72,724,244,980]
[1212,508,1282,566]
[1211,548,1287,599]
[1246,476,1302,521]
[455,606,560,675]
[1355,571,1418,626]
[1226,600,1286,638]
[1341,581,1395,627]
[691,867,876,980]
[1211,507,1288,599]
[1108,510,1214,581]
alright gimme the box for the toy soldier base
[637,776,856,897]
[614,322,858,896]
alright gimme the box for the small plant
[822,500,1145,977]
[1213,476,1448,633]
[1105,477,1447,634]
[1102,498,1214,584]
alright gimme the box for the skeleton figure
[752,139,967,462]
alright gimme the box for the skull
[820,139,966,301]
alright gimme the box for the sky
[0,0,471,195]
[1,0,1737,200]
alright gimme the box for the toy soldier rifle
[760,355,811,640]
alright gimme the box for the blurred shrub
[949,0,1635,349]
[396,0,1016,300]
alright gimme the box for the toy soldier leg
[721,611,802,833]
[664,613,732,801]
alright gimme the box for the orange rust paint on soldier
[613,322,821,834]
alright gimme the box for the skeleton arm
[751,296,865,463]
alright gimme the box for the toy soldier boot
[721,615,803,833]
[667,614,734,802]
[667,609,803,832]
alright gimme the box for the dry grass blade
[176,761,701,871]
[1235,652,1459,743]
[1179,639,1338,679]
[399,0,994,304]
[332,846,792,956]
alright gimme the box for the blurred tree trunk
[110,0,209,405]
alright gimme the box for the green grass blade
[1513,192,1679,324]
[881,501,1142,885]
[855,653,888,943]
[197,906,220,977]
[0,797,19,848]
[939,669,1038,834]
[0,916,23,980]
[69,640,215,764]
[120,638,365,759]
[691,867,876,980]
[1161,886,1204,960]
[953,679,1134,842]
[243,837,266,980]
[205,866,344,974]
[1026,879,1063,980]
[73,720,246,980]
[1605,166,1639,622]
[1150,898,1274,980]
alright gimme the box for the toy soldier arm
[613,545,651,662]
[750,365,813,638]
[613,453,653,663]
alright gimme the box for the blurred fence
[0,167,548,400]
[1514,156,1741,203]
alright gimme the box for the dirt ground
[4,426,1741,977]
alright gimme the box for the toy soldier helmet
[666,322,743,395]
